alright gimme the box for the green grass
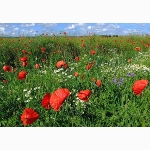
[0,34,150,127]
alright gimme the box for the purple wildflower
[127,72,135,77]
[113,78,117,84]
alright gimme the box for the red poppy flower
[77,90,91,102]
[35,64,40,69]
[132,79,148,96]
[42,59,46,63]
[41,93,51,109]
[21,108,39,126]
[91,78,95,82]
[3,79,8,83]
[75,57,80,61]
[22,50,28,54]
[64,32,66,34]
[96,79,102,87]
[50,88,70,111]
[127,59,131,63]
[41,47,46,52]
[13,68,17,73]
[91,61,95,65]
[56,60,66,68]
[145,44,149,48]
[3,65,12,72]
[74,72,79,77]
[63,63,69,69]
[90,50,96,55]
[20,56,28,62]
[135,47,140,51]
[22,61,28,67]
[86,64,92,70]
[18,71,27,80]
[82,43,85,47]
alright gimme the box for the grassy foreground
[0,34,150,127]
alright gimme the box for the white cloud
[21,23,35,27]
[102,28,108,31]
[65,23,87,30]
[76,23,85,26]
[136,23,145,27]
[107,24,121,29]
[14,27,19,31]
[11,32,16,35]
[0,24,9,28]
[96,23,105,26]
[87,26,92,29]
[66,24,76,30]
[123,29,132,35]
[38,23,57,28]
[0,27,5,31]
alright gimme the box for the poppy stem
[53,112,57,124]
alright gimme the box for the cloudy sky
[0,23,150,37]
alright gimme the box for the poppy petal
[96,79,102,87]
[56,60,66,68]
[50,88,70,111]
[20,56,28,62]
[18,71,27,80]
[41,93,51,109]
[132,79,148,96]
[77,93,88,101]
[3,65,12,72]
[21,108,39,126]
[77,90,91,102]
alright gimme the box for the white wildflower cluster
[137,51,150,57]
[67,75,73,78]
[109,55,120,63]
[0,85,4,89]
[84,54,87,57]
[33,86,41,90]
[72,88,77,92]
[70,61,78,66]
[125,64,150,72]
[40,70,47,74]
[53,66,75,81]
[75,97,86,107]
[61,71,67,75]
[133,51,150,62]
[23,87,40,103]
[70,67,75,71]
[25,90,31,98]
[100,67,113,73]
[54,68,64,73]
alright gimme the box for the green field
[0,34,150,127]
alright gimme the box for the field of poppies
[0,33,150,127]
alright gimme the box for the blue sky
[0,23,150,37]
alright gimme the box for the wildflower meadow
[0,33,150,127]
